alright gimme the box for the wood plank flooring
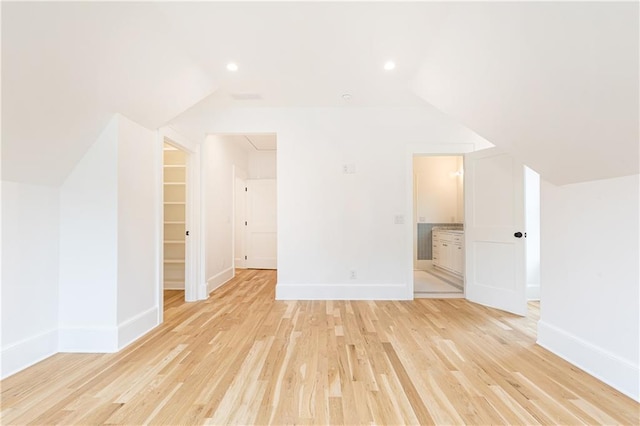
[2,269,638,425]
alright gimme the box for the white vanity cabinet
[432,229,464,277]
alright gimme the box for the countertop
[433,227,464,234]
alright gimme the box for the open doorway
[413,155,465,297]
[231,135,277,272]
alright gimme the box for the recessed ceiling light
[384,61,396,71]
[226,62,238,72]
[342,93,352,101]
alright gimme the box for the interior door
[464,148,527,316]
[246,179,277,269]
[234,176,247,269]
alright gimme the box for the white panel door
[234,176,247,269]
[246,179,277,269]
[465,148,527,316]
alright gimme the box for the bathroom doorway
[412,155,465,297]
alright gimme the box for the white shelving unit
[163,143,186,290]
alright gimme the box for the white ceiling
[154,2,451,108]
[2,2,637,186]
[214,134,277,152]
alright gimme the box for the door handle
[514,232,523,238]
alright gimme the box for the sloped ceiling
[2,2,216,185]
[2,2,637,187]
[410,2,639,185]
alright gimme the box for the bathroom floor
[414,266,463,298]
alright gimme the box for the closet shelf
[164,141,186,290]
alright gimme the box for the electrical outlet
[349,270,357,280]
[394,215,405,224]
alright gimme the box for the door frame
[405,143,475,299]
[156,126,203,324]
[232,166,248,270]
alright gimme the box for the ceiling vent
[230,93,263,100]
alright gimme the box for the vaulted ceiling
[2,2,637,186]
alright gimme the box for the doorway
[412,155,465,297]
[223,134,277,272]
[162,142,188,302]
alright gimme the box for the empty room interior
[1,2,638,425]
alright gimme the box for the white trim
[526,284,540,300]
[155,129,165,324]
[207,267,235,295]
[58,326,118,353]
[275,283,410,300]
[157,126,204,306]
[1,329,58,379]
[537,320,640,402]
[118,306,159,349]
[187,143,203,301]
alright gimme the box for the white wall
[117,116,158,348]
[202,135,249,293]
[171,106,491,299]
[59,116,119,352]
[249,150,277,179]
[414,156,462,223]
[456,157,464,221]
[1,181,60,378]
[538,174,639,401]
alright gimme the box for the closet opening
[162,141,188,304]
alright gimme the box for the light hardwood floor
[1,269,638,425]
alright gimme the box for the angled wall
[410,2,638,185]
[1,182,60,378]
[58,114,158,353]
[58,116,119,351]
[539,174,639,401]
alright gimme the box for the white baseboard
[1,329,58,379]
[527,284,540,300]
[207,267,234,295]
[163,283,185,290]
[275,283,410,300]
[538,320,639,401]
[58,326,118,353]
[118,306,159,349]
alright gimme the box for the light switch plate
[343,163,356,174]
